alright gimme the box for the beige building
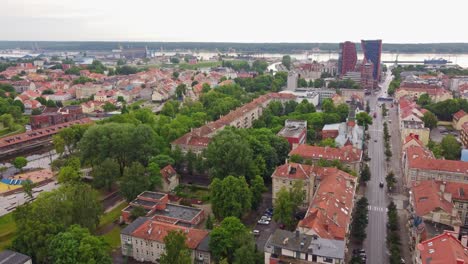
[395,84,453,103]
[271,162,316,207]
[453,110,468,130]
[402,145,468,187]
[121,218,211,264]
[401,120,430,145]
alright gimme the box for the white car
[257,219,270,225]
[261,216,272,221]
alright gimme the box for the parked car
[252,230,260,236]
[379,182,384,188]
[257,219,270,225]
[261,216,272,221]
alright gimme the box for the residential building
[279,90,320,106]
[453,110,468,130]
[409,180,462,230]
[401,120,430,145]
[277,120,307,150]
[395,83,453,103]
[402,145,468,187]
[289,145,362,172]
[461,122,468,148]
[294,88,336,104]
[47,90,73,102]
[338,41,357,77]
[271,162,317,207]
[264,229,345,264]
[159,165,179,192]
[171,93,296,154]
[321,123,340,139]
[414,231,468,264]
[0,250,32,264]
[121,191,204,226]
[298,167,356,242]
[342,71,361,84]
[361,39,382,86]
[30,106,84,129]
[121,218,211,264]
[402,134,426,152]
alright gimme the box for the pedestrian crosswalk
[367,205,388,212]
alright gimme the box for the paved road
[363,71,393,264]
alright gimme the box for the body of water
[154,51,468,68]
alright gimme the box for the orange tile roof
[131,220,209,249]
[411,181,454,216]
[406,146,468,174]
[289,145,362,163]
[403,134,425,148]
[271,162,317,180]
[454,110,467,121]
[417,231,468,264]
[298,167,356,240]
[160,165,177,183]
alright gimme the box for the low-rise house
[402,134,425,152]
[453,110,468,131]
[298,167,356,242]
[395,83,453,103]
[402,145,468,187]
[414,231,468,264]
[289,145,362,173]
[159,165,179,192]
[47,90,73,102]
[0,250,32,264]
[121,191,204,226]
[322,121,364,150]
[264,229,345,264]
[121,218,211,264]
[277,120,307,150]
[271,162,316,207]
[401,120,430,145]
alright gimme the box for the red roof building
[289,145,362,172]
[416,231,468,264]
[298,167,356,241]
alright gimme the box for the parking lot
[430,126,459,143]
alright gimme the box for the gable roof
[418,231,468,264]
[454,110,467,121]
[271,162,316,180]
[406,145,468,174]
[411,180,454,216]
[289,145,362,163]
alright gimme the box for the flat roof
[0,250,31,264]
[278,120,307,138]
[155,204,202,222]
[123,205,151,214]
[131,198,157,207]
[121,217,150,235]
[139,191,165,200]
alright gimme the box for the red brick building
[30,105,84,129]
[277,120,307,150]
[338,41,357,76]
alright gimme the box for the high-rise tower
[338,41,357,76]
[361,40,382,87]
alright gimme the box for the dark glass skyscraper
[338,41,357,76]
[361,39,382,85]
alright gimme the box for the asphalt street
[362,71,393,264]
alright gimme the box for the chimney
[456,259,465,264]
[440,182,446,193]
[462,235,468,247]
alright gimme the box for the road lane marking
[367,205,388,212]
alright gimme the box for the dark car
[379,182,384,188]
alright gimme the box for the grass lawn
[0,213,16,250]
[99,202,127,229]
[174,184,210,202]
[101,225,122,249]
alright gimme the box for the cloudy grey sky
[1,0,466,43]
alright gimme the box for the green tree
[356,112,373,129]
[273,187,296,229]
[210,176,252,219]
[386,171,396,190]
[295,99,316,114]
[336,103,350,121]
[103,102,117,112]
[48,225,111,264]
[13,156,27,171]
[52,135,65,156]
[204,129,254,180]
[92,158,119,191]
[417,93,432,106]
[282,55,291,70]
[318,138,337,147]
[160,230,192,264]
[130,206,147,221]
[147,161,163,190]
[21,180,35,199]
[422,111,438,130]
[289,154,304,163]
[12,183,102,263]
[250,175,266,210]
[209,217,253,263]
[360,163,371,182]
[441,135,462,160]
[351,197,369,243]
[176,84,187,98]
[58,166,81,183]
[151,154,175,168]
[120,162,150,201]
[321,98,335,113]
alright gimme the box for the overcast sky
[1,0,466,43]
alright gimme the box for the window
[136,249,139,253]
[283,180,286,184]
[323,257,334,263]
[460,203,464,209]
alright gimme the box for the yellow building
[453,110,468,130]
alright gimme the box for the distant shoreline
[2,41,468,54]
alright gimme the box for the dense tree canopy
[210,176,252,219]
[440,135,462,160]
[160,231,192,264]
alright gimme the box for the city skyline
[1,0,468,43]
